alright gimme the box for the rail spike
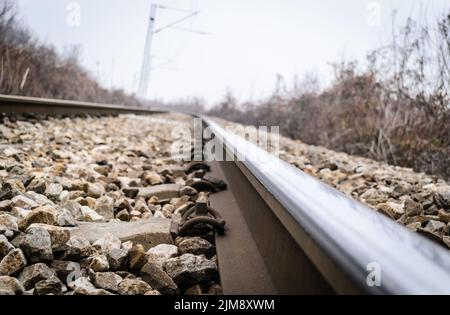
[179,200,226,236]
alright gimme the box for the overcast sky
[15,0,450,106]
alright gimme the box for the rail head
[203,117,450,295]
[0,94,165,115]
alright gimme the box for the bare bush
[208,10,450,179]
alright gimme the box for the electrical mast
[137,3,207,99]
[137,4,157,99]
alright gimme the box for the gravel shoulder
[0,113,223,295]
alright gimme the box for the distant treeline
[0,1,141,106]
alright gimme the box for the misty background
[15,0,450,106]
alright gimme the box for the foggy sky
[16,0,450,106]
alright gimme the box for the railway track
[2,94,450,295]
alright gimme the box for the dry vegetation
[208,10,450,180]
[0,1,140,106]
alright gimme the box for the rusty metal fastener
[179,200,226,236]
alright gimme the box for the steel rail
[203,118,450,294]
[1,94,450,294]
[0,94,163,115]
